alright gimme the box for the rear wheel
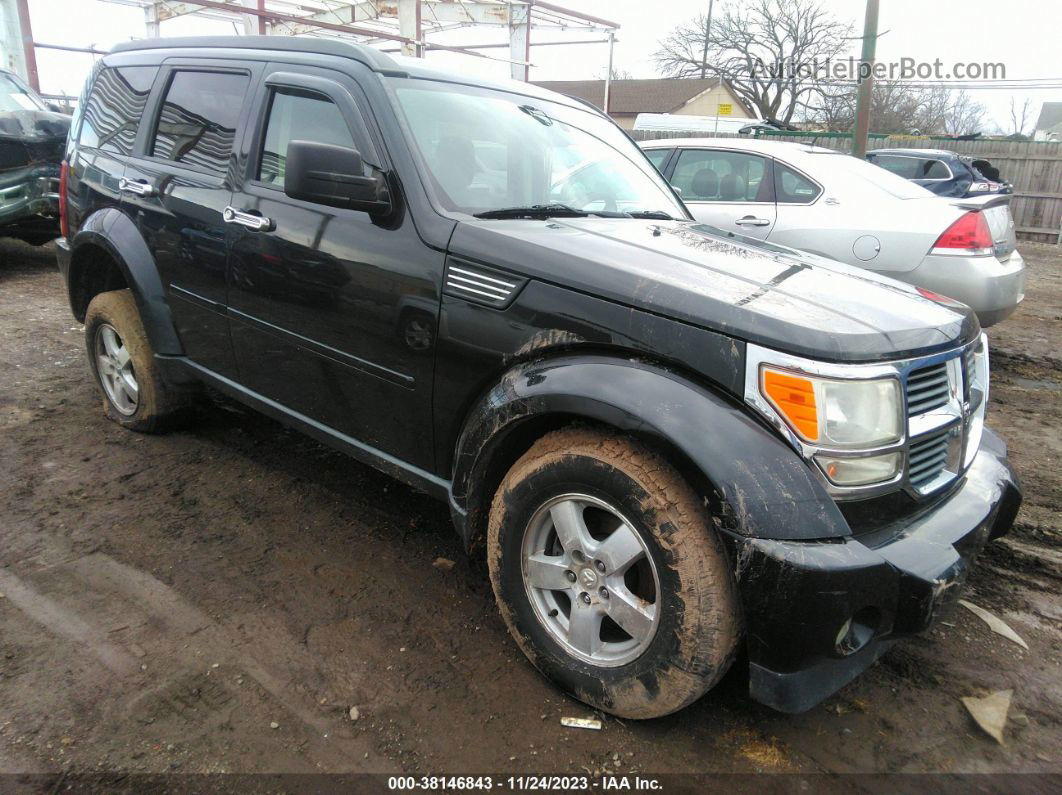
[487,428,740,718]
[84,289,188,432]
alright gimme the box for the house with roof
[1034,102,1062,141]
[530,78,753,130]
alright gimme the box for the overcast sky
[30,0,1062,133]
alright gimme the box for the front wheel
[487,428,740,719]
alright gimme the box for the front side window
[388,79,685,218]
[151,71,248,172]
[78,66,157,155]
[774,162,821,204]
[671,149,770,202]
[258,88,357,186]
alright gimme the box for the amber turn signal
[762,369,819,441]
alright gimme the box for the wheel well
[463,413,725,555]
[69,244,128,322]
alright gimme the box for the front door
[666,148,776,239]
[225,64,442,471]
[121,61,260,378]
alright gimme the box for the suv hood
[448,218,979,362]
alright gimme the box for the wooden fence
[630,131,1062,243]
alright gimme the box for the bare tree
[654,0,853,123]
[942,91,986,136]
[597,66,634,81]
[1009,97,1033,137]
[805,83,984,136]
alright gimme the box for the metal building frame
[19,0,619,95]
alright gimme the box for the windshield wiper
[473,203,589,220]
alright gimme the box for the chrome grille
[906,362,950,416]
[443,262,522,307]
[908,431,950,489]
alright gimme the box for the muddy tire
[84,289,187,433]
[487,428,740,719]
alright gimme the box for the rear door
[65,63,158,236]
[665,147,776,238]
[121,60,261,378]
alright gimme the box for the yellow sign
[717,103,733,116]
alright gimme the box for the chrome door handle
[223,206,274,232]
[118,177,156,197]
[735,216,770,227]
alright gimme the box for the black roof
[108,35,592,114]
[111,35,405,75]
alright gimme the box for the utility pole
[851,0,879,157]
[699,0,714,79]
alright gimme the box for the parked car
[57,37,1020,719]
[640,138,1024,326]
[866,148,1012,198]
[0,69,69,245]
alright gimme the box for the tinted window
[78,66,158,155]
[259,89,356,186]
[919,159,951,179]
[644,148,672,172]
[868,154,918,179]
[774,162,821,204]
[671,149,769,202]
[151,71,248,172]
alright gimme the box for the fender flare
[69,208,183,355]
[450,355,850,550]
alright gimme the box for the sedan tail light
[932,211,993,255]
[59,160,69,239]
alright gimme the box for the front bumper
[902,248,1025,327]
[734,426,1021,713]
[0,164,61,236]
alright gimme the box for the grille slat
[906,362,950,417]
[908,431,950,487]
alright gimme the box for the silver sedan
[641,138,1025,326]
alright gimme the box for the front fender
[451,355,850,550]
[70,208,183,355]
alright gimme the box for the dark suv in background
[0,69,69,245]
[866,148,1013,198]
[56,37,1020,719]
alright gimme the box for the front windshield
[0,73,46,113]
[388,78,686,218]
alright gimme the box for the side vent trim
[443,259,525,308]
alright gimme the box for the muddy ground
[1,238,1060,782]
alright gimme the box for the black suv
[56,37,1021,719]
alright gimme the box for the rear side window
[151,71,249,172]
[868,154,918,178]
[774,162,821,204]
[670,149,770,202]
[78,66,158,155]
[643,148,672,173]
[258,88,356,186]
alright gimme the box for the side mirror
[284,140,391,215]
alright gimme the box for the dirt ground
[1,237,1060,782]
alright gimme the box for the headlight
[761,367,902,448]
